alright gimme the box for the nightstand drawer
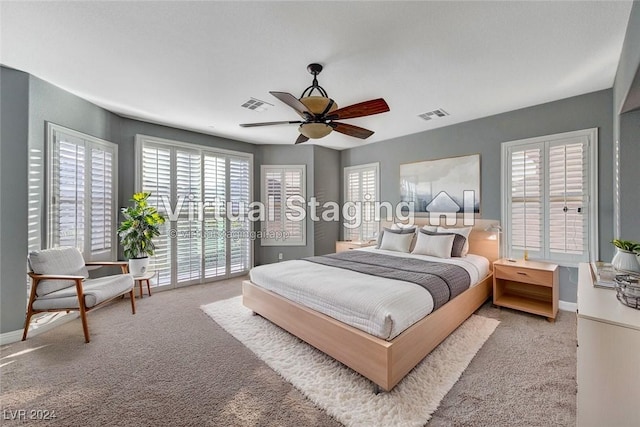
[494,265,554,287]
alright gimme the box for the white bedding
[248,248,490,340]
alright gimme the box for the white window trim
[500,128,598,267]
[260,164,307,247]
[134,134,254,284]
[46,122,118,261]
[343,162,380,242]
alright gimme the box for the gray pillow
[419,230,467,257]
[376,226,416,248]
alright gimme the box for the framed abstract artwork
[400,154,480,214]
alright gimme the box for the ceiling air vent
[418,108,449,121]
[241,97,273,112]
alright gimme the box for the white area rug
[202,296,499,427]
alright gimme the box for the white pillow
[412,232,455,258]
[422,225,438,232]
[379,231,414,253]
[437,226,472,256]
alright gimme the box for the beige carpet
[203,297,499,427]
[0,276,576,426]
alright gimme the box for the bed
[242,218,500,392]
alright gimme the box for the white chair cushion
[33,274,134,310]
[28,247,89,296]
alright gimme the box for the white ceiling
[0,1,634,150]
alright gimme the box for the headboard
[380,217,501,267]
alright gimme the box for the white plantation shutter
[176,150,202,284]
[548,140,588,263]
[28,147,43,253]
[90,148,113,255]
[136,135,253,287]
[204,155,226,278]
[261,165,306,246]
[229,157,252,272]
[344,163,379,242]
[141,145,172,285]
[502,129,597,265]
[509,145,543,257]
[47,123,117,260]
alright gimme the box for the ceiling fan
[239,63,390,144]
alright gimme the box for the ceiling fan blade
[270,91,313,119]
[239,120,302,127]
[327,98,390,120]
[331,122,375,139]
[295,134,310,145]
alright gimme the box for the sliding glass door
[136,135,253,289]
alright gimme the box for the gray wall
[313,146,341,256]
[0,67,30,333]
[254,144,316,265]
[341,89,615,303]
[614,0,640,241]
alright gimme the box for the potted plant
[118,192,166,276]
[611,239,640,273]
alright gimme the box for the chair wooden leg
[74,279,90,343]
[21,308,34,341]
[79,305,90,343]
[130,290,136,314]
[22,276,40,341]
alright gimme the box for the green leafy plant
[611,239,640,254]
[118,192,166,259]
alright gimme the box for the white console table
[577,263,640,427]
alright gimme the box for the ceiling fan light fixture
[300,96,338,115]
[299,123,333,139]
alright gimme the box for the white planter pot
[128,257,150,276]
[611,249,640,273]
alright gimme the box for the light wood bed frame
[243,218,500,391]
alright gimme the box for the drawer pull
[516,271,528,276]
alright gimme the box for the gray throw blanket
[304,251,471,310]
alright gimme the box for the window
[47,123,117,261]
[344,162,379,242]
[502,128,598,266]
[261,165,306,246]
[136,135,253,287]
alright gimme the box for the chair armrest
[85,261,129,267]
[28,273,85,280]
[28,272,85,280]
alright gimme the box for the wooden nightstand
[335,241,376,253]
[493,258,559,321]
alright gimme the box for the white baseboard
[559,300,577,312]
[0,312,79,345]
